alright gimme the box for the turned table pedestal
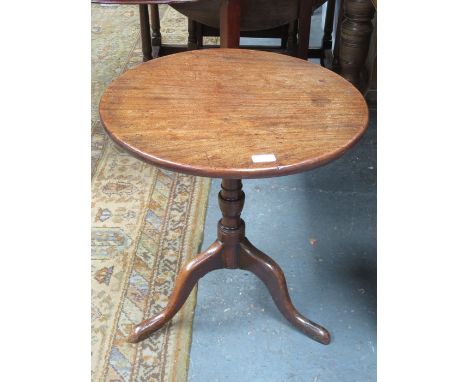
[100,49,368,345]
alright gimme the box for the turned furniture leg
[139,4,152,61]
[339,0,375,88]
[150,4,162,47]
[188,19,203,50]
[321,0,336,67]
[150,5,162,58]
[287,20,298,56]
[297,0,314,59]
[128,240,224,343]
[240,238,331,345]
[332,0,344,71]
[281,24,289,50]
[188,19,197,50]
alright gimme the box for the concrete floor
[187,108,377,382]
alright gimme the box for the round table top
[100,49,368,179]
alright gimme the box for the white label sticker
[251,154,277,163]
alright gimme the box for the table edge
[100,111,369,179]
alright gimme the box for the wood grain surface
[100,49,368,179]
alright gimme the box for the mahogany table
[99,49,368,345]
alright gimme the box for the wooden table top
[100,49,368,179]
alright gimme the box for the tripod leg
[128,240,224,343]
[239,238,331,344]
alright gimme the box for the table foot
[239,237,331,345]
[128,240,224,343]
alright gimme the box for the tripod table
[99,49,368,345]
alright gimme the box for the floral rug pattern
[91,5,210,381]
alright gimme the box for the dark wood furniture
[98,0,336,61]
[338,0,375,88]
[139,4,152,61]
[173,0,329,59]
[137,4,162,60]
[333,0,376,92]
[94,0,377,101]
[95,1,196,61]
[99,48,369,345]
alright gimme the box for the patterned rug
[91,5,211,381]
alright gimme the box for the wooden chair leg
[321,0,336,66]
[150,4,162,47]
[196,21,203,48]
[128,240,225,343]
[188,19,198,50]
[239,237,331,344]
[287,20,298,56]
[139,4,152,61]
[297,0,314,59]
[332,0,344,71]
[281,24,289,50]
[188,19,203,50]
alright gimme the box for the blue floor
[188,109,377,382]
